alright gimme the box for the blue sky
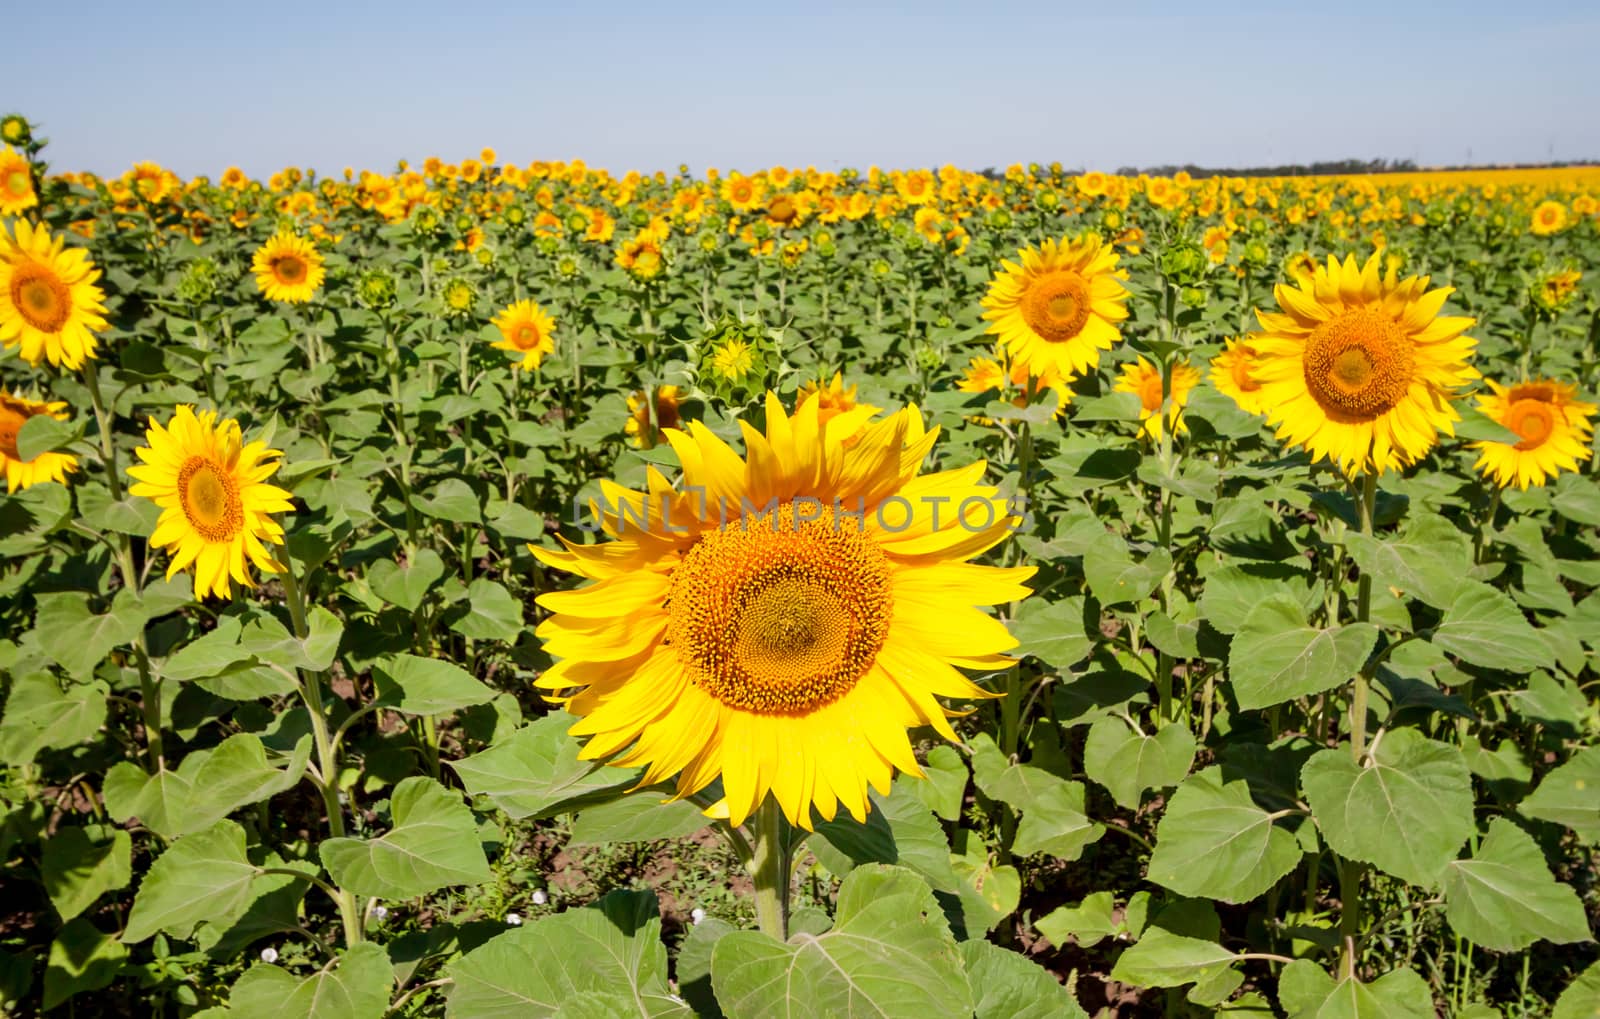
[11,1,1599,179]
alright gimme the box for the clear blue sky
[11,1,1599,180]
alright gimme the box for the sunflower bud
[176,258,220,305]
[1159,239,1208,286]
[357,269,397,310]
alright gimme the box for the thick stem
[749,796,790,942]
[1340,469,1379,979]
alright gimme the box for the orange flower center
[1302,307,1414,421]
[271,254,307,285]
[1136,370,1165,413]
[513,323,542,350]
[0,400,30,460]
[667,503,892,714]
[1505,398,1557,451]
[10,264,71,333]
[767,196,796,224]
[1021,270,1092,344]
[4,169,30,198]
[178,456,244,541]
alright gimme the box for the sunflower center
[11,265,71,333]
[4,169,29,197]
[513,323,541,350]
[0,403,28,460]
[1136,371,1165,413]
[178,456,245,541]
[272,255,306,284]
[1302,307,1414,421]
[1021,271,1092,344]
[768,197,796,224]
[1505,398,1556,451]
[666,503,892,714]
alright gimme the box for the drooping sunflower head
[530,393,1034,829]
[0,220,109,371]
[490,299,556,371]
[0,392,78,492]
[1209,339,1270,417]
[1531,268,1583,316]
[0,146,37,216]
[1115,356,1201,443]
[624,385,682,449]
[1472,378,1597,490]
[127,406,295,600]
[1246,251,1477,476]
[250,230,326,304]
[981,233,1130,381]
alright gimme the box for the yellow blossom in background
[0,220,109,370]
[1472,379,1597,489]
[982,233,1130,381]
[1117,356,1201,442]
[0,392,78,492]
[0,146,38,216]
[127,406,294,600]
[1209,339,1271,417]
[1530,200,1568,236]
[624,385,681,449]
[250,231,325,303]
[490,299,556,371]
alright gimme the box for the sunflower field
[2,111,1599,1017]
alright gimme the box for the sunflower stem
[1473,484,1502,565]
[749,796,791,942]
[1340,469,1378,980]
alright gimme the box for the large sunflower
[490,299,556,371]
[0,220,109,370]
[1472,379,1596,490]
[127,406,294,600]
[0,392,78,492]
[250,230,325,304]
[1,146,37,216]
[531,393,1033,829]
[981,234,1130,381]
[1247,251,1477,475]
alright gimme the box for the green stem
[749,797,790,941]
[1340,469,1378,979]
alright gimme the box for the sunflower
[624,385,681,449]
[710,336,755,382]
[1530,200,1568,236]
[0,392,78,492]
[1247,251,1477,475]
[0,220,109,370]
[1,146,37,216]
[616,233,665,279]
[127,406,293,600]
[795,372,880,427]
[250,230,325,304]
[1472,379,1596,490]
[490,299,556,371]
[981,233,1130,381]
[957,350,1074,423]
[1209,339,1270,416]
[531,393,1033,828]
[1116,356,1200,442]
[720,173,764,213]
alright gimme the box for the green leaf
[1009,596,1093,670]
[1301,728,1474,887]
[450,713,630,819]
[0,671,108,763]
[1199,563,1317,634]
[1228,596,1379,710]
[1344,513,1472,609]
[913,744,967,822]
[374,653,494,715]
[1520,747,1600,841]
[320,776,492,899]
[41,825,132,922]
[1108,927,1237,989]
[1036,891,1116,948]
[367,548,446,611]
[812,781,958,893]
[1277,961,1434,1018]
[970,735,1103,861]
[449,578,524,640]
[950,844,1020,936]
[228,942,393,1019]
[42,918,126,1010]
[1147,768,1302,903]
[1442,817,1590,951]
[962,939,1090,1019]
[124,820,261,942]
[31,591,143,679]
[1082,717,1196,810]
[445,889,689,1018]
[1553,960,1600,1019]
[195,862,315,957]
[678,917,733,1019]
[1432,580,1554,672]
[103,732,309,839]
[16,412,79,462]
[568,792,709,845]
[1083,534,1171,606]
[416,478,482,523]
[710,865,971,1019]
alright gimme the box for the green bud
[1160,239,1207,285]
[1180,287,1207,309]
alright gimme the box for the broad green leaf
[1147,768,1302,903]
[103,732,310,839]
[1301,728,1474,887]
[970,735,1103,861]
[676,917,734,1019]
[32,591,143,679]
[16,412,79,461]
[1009,596,1093,670]
[1036,891,1117,948]
[228,942,393,1019]
[367,548,446,611]
[1228,596,1379,710]
[568,791,709,845]
[416,478,482,523]
[374,653,494,715]
[962,939,1090,1019]
[1082,717,1196,809]
[1442,817,1590,951]
[950,843,1020,936]
[1432,580,1553,672]
[0,671,108,762]
[1553,960,1600,1019]
[1520,747,1600,842]
[1344,513,1472,609]
[196,862,315,956]
[710,865,971,1019]
[1506,672,1584,733]
[41,825,132,922]
[124,820,260,942]
[1277,961,1434,1019]
[913,744,968,821]
[1199,563,1317,634]
[1108,927,1237,989]
[1083,534,1171,606]
[449,578,524,640]
[451,712,630,818]
[42,918,126,1010]
[446,889,689,1018]
[813,781,959,893]
[320,776,492,899]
